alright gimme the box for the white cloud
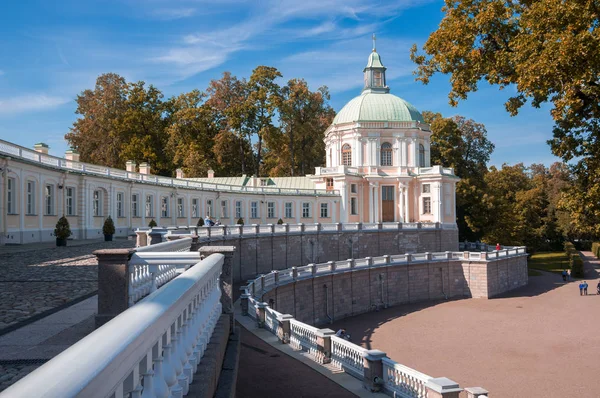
[0,94,71,115]
[151,7,196,20]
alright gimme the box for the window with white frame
[260,179,268,186]
[117,192,124,217]
[341,144,352,166]
[131,194,139,217]
[177,197,184,217]
[320,203,328,218]
[302,202,311,218]
[380,142,393,166]
[93,190,101,216]
[145,195,154,217]
[7,177,15,214]
[285,202,292,219]
[161,197,169,217]
[326,178,334,191]
[251,201,258,219]
[221,200,228,218]
[27,181,35,215]
[45,184,54,215]
[192,198,199,218]
[66,187,75,216]
[267,202,275,218]
[419,144,426,167]
[207,199,213,217]
[235,201,242,219]
[351,197,358,215]
[422,197,432,214]
[422,184,431,193]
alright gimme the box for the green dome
[332,92,424,125]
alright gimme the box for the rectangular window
[192,199,199,218]
[251,201,258,219]
[177,197,184,218]
[66,187,75,216]
[131,194,139,217]
[145,195,153,217]
[45,185,54,215]
[351,184,357,193]
[260,179,268,186]
[117,192,124,218]
[93,190,101,216]
[423,197,432,214]
[235,201,242,219]
[320,203,328,218]
[7,177,15,214]
[422,184,431,193]
[161,197,169,217]
[207,199,213,217]
[27,181,35,215]
[351,197,357,215]
[326,178,334,191]
[267,202,275,218]
[221,200,228,218]
[285,202,292,219]
[302,202,310,218]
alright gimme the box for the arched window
[419,144,425,167]
[342,144,352,166]
[380,142,392,166]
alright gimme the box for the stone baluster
[328,261,336,273]
[190,235,200,252]
[274,270,279,286]
[151,356,169,397]
[253,224,259,234]
[175,322,188,396]
[292,267,298,280]
[465,387,489,398]
[348,258,355,269]
[363,349,386,392]
[425,377,463,398]
[446,251,452,260]
[336,223,342,232]
[257,302,268,327]
[199,246,236,329]
[309,263,316,276]
[276,314,293,344]
[315,328,335,364]
[135,230,148,247]
[383,255,390,265]
[406,253,411,264]
[240,293,250,316]
[366,257,373,268]
[426,252,432,261]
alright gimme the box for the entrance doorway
[381,186,395,222]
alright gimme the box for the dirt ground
[332,252,600,398]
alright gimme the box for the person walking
[567,269,571,281]
[583,281,589,295]
[496,243,501,251]
[579,282,584,296]
[562,270,567,282]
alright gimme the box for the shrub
[148,219,157,228]
[54,216,72,240]
[102,216,115,235]
[570,254,585,277]
[197,218,204,227]
[237,217,244,225]
[277,218,284,225]
[592,242,600,258]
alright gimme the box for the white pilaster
[373,183,379,222]
[434,182,442,223]
[368,184,374,223]
[340,182,347,223]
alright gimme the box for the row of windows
[6,178,332,220]
[339,143,426,167]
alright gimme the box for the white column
[424,139,431,167]
[38,173,43,241]
[368,184,374,223]
[357,138,363,169]
[340,182,347,223]
[373,183,379,222]
[404,187,409,222]
[434,182,442,223]
[397,184,404,223]
[401,139,407,167]
[412,137,418,167]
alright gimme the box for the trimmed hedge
[570,254,585,278]
[592,242,600,258]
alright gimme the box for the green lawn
[528,251,570,275]
[528,269,543,277]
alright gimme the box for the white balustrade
[382,222,400,230]
[354,258,370,268]
[390,254,408,263]
[247,297,258,320]
[274,224,287,233]
[264,307,281,334]
[289,320,318,356]
[304,224,319,233]
[296,265,313,279]
[259,225,273,234]
[320,223,338,232]
[3,254,224,398]
[382,358,431,398]
[403,222,419,229]
[335,260,352,271]
[410,253,428,262]
[372,256,388,266]
[362,223,379,230]
[137,237,193,253]
[315,263,330,274]
[263,272,276,291]
[342,223,360,231]
[288,224,302,233]
[431,252,449,261]
[330,336,367,379]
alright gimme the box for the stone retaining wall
[259,255,527,326]
[202,227,459,283]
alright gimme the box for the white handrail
[136,236,192,252]
[2,254,224,398]
[382,357,431,398]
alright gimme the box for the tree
[423,112,494,241]
[66,73,128,167]
[246,66,282,176]
[410,0,600,237]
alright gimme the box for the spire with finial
[363,34,388,93]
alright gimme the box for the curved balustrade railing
[136,236,193,252]
[289,320,319,357]
[330,336,367,379]
[2,254,224,398]
[382,358,431,398]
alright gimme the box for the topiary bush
[570,253,585,277]
[54,216,72,240]
[592,242,600,258]
[197,218,204,227]
[148,219,157,228]
[102,216,115,236]
[277,218,284,225]
[237,217,244,225]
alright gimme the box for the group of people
[203,215,221,227]
[578,280,600,296]
[561,269,572,281]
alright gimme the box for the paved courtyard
[333,252,600,397]
[0,239,135,333]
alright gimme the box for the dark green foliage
[54,216,72,240]
[197,218,204,227]
[570,254,584,278]
[148,219,157,228]
[102,216,115,235]
[237,218,244,225]
[277,218,284,225]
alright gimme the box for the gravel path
[332,252,600,397]
[0,239,135,332]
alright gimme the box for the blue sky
[0,0,561,167]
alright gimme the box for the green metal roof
[332,92,424,125]
[366,51,384,68]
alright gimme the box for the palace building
[0,45,458,244]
